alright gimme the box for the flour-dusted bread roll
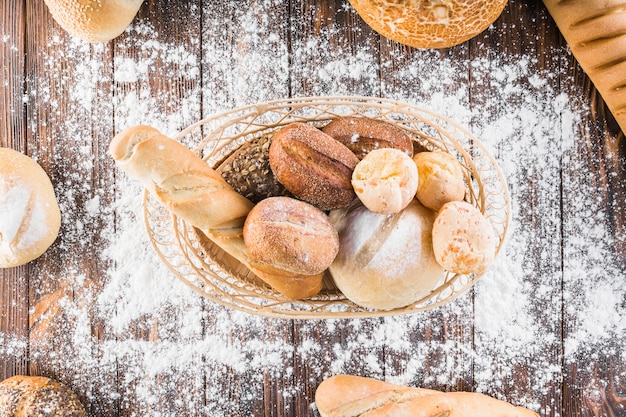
[0,148,61,268]
[44,0,144,43]
[432,201,496,275]
[348,0,508,49]
[0,375,86,416]
[413,151,466,212]
[352,148,418,214]
[315,375,539,417]
[329,199,444,310]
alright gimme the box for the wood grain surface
[1,1,625,416]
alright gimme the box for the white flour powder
[1,4,625,417]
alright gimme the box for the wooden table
[1,1,625,416]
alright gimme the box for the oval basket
[143,96,511,319]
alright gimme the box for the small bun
[432,201,496,274]
[352,148,418,214]
[269,122,359,211]
[329,199,444,310]
[243,196,339,276]
[0,375,86,416]
[44,0,144,43]
[0,148,61,268]
[348,0,508,49]
[322,116,414,160]
[413,151,465,211]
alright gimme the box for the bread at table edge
[315,374,538,417]
[0,375,86,416]
[109,125,324,300]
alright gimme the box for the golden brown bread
[315,375,539,417]
[0,148,61,268]
[269,122,360,211]
[413,150,466,212]
[0,375,86,416]
[322,116,414,160]
[110,126,323,299]
[44,0,144,43]
[542,0,626,133]
[347,0,508,49]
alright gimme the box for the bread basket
[143,96,511,319]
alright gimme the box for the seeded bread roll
[0,148,61,268]
[322,116,414,159]
[243,197,339,277]
[348,0,508,49]
[0,375,86,416]
[329,199,444,310]
[44,0,144,43]
[269,122,360,211]
[432,201,496,275]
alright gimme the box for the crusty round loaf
[269,122,360,211]
[348,0,508,49]
[322,116,414,160]
[44,0,144,43]
[0,148,61,268]
[413,151,465,212]
[243,196,339,276]
[432,201,496,275]
[352,148,418,214]
[329,199,444,310]
[0,375,86,416]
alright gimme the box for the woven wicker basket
[143,96,511,319]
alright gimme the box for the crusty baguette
[109,126,323,299]
[44,0,144,43]
[543,0,626,133]
[315,375,538,417]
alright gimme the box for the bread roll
[315,375,539,417]
[44,0,144,43]
[329,199,444,310]
[542,0,626,134]
[352,148,418,214]
[348,0,508,49]
[432,201,496,275]
[322,116,414,159]
[0,375,86,416]
[243,197,339,276]
[0,148,61,268]
[269,122,360,211]
[413,150,466,212]
[110,126,323,299]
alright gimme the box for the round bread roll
[243,196,339,276]
[329,199,444,310]
[352,148,418,214]
[1,148,61,268]
[322,116,414,160]
[0,375,86,416]
[348,0,508,49]
[269,122,359,211]
[413,151,465,212]
[432,201,496,275]
[44,0,144,43]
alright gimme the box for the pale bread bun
[44,0,144,43]
[348,0,508,49]
[413,151,465,212]
[432,201,496,274]
[0,375,86,416]
[0,148,61,268]
[329,199,444,310]
[352,148,418,214]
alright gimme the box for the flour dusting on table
[1,4,625,417]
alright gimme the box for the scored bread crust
[43,0,144,43]
[348,0,508,49]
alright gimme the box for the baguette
[543,0,626,133]
[109,126,323,299]
[315,375,538,417]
